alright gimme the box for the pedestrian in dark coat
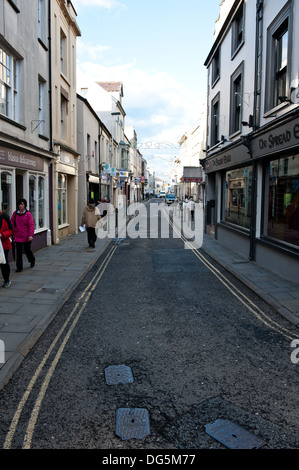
[11,199,35,272]
[0,210,13,287]
[81,198,101,248]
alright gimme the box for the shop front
[203,110,299,281]
[53,146,79,242]
[0,144,52,251]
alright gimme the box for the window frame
[229,61,244,137]
[264,2,293,113]
[231,1,245,59]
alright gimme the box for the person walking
[187,197,195,221]
[81,198,101,248]
[0,210,13,287]
[11,199,35,272]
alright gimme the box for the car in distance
[165,193,177,205]
[157,191,166,199]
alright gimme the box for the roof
[96,82,123,95]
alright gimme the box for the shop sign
[0,146,43,171]
[252,119,299,157]
[205,144,249,174]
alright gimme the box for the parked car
[158,191,166,199]
[165,193,177,205]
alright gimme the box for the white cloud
[77,39,110,61]
[74,0,126,12]
[77,59,199,148]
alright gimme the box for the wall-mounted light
[241,114,254,127]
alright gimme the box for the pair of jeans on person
[87,227,96,248]
[15,241,35,271]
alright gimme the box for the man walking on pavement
[187,197,195,221]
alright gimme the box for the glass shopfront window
[29,173,46,230]
[29,175,36,228]
[223,166,252,229]
[38,176,45,228]
[58,173,67,226]
[264,154,299,247]
[1,171,13,215]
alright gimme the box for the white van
[159,191,166,198]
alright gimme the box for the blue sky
[74,0,220,178]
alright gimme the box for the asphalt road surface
[0,199,298,452]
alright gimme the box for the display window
[264,154,299,247]
[223,166,252,229]
[58,173,67,226]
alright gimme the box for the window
[38,176,45,228]
[223,166,252,229]
[264,155,299,247]
[58,173,67,226]
[29,175,37,228]
[265,4,292,111]
[230,62,244,136]
[1,171,13,215]
[0,46,18,120]
[38,77,46,135]
[60,30,67,75]
[211,93,220,147]
[38,0,47,44]
[212,48,220,86]
[231,2,244,57]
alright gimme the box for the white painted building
[203,0,299,281]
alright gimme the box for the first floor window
[223,166,252,229]
[0,46,18,120]
[58,173,67,226]
[264,154,299,247]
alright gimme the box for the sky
[73,0,221,179]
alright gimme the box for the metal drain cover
[105,365,133,385]
[115,408,150,441]
[205,419,264,449]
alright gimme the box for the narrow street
[0,200,298,452]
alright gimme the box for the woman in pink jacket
[11,199,35,272]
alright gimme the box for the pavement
[0,228,298,391]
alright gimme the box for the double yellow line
[3,243,117,449]
[169,215,296,343]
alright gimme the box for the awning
[89,175,100,184]
[181,166,202,183]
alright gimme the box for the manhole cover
[205,419,264,449]
[105,365,133,385]
[116,408,150,441]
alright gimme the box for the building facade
[203,0,299,281]
[0,0,54,251]
[50,0,81,242]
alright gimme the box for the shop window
[29,174,46,230]
[38,176,45,228]
[58,173,67,226]
[264,155,299,247]
[29,175,37,228]
[1,171,13,215]
[223,166,252,229]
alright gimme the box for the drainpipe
[253,0,263,131]
[48,0,54,244]
[248,0,263,261]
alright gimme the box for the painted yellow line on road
[170,218,295,342]
[3,244,117,450]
